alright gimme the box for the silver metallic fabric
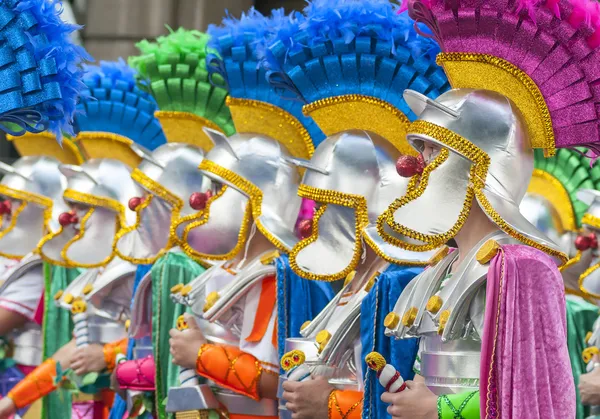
[384,89,561,256]
[0,156,69,257]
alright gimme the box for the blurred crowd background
[0,0,302,162]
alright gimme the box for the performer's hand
[0,397,16,419]
[169,313,206,369]
[381,381,438,419]
[282,376,333,419]
[70,343,107,375]
[110,369,127,400]
[580,366,600,405]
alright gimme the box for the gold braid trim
[379,120,567,263]
[113,168,184,264]
[198,160,293,253]
[289,185,368,282]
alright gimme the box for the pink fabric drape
[480,245,575,418]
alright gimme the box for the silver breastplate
[419,334,481,395]
[386,231,518,392]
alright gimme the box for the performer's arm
[103,338,128,372]
[4,339,76,409]
[195,343,278,400]
[0,308,27,336]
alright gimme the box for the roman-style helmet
[0,134,83,260]
[176,8,325,260]
[263,0,450,281]
[574,182,600,299]
[115,28,235,264]
[0,0,88,261]
[521,149,600,295]
[38,60,166,268]
[379,0,600,265]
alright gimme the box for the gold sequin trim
[227,97,314,160]
[527,169,576,233]
[74,132,142,169]
[379,120,567,263]
[437,52,555,156]
[198,159,294,253]
[580,262,600,300]
[289,185,369,282]
[60,207,116,268]
[180,184,252,261]
[303,94,415,157]
[113,168,184,264]
[155,110,221,151]
[583,213,600,231]
[0,185,54,259]
[37,225,73,268]
[560,251,582,273]
[7,133,84,165]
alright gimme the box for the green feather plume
[129,27,235,135]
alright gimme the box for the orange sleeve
[195,343,262,400]
[103,338,128,372]
[7,359,57,409]
[328,390,363,419]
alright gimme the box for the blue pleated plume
[262,0,450,120]
[0,0,90,138]
[75,59,166,151]
[207,8,325,147]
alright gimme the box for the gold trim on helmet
[379,120,567,264]
[7,132,84,164]
[437,53,554,156]
[73,132,141,169]
[155,110,221,151]
[303,94,415,157]
[227,97,314,160]
[526,169,576,234]
[113,169,184,265]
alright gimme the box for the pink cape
[480,245,575,418]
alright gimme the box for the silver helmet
[0,134,83,261]
[575,190,600,300]
[379,89,564,262]
[177,12,321,261]
[261,1,451,281]
[39,60,167,268]
[114,142,210,264]
[388,0,600,265]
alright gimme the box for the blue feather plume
[75,59,166,151]
[261,0,450,120]
[0,0,90,138]
[207,8,325,147]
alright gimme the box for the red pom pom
[189,192,208,211]
[589,233,598,250]
[575,235,593,251]
[0,200,12,214]
[298,219,313,239]
[128,197,142,211]
[59,212,75,227]
[395,155,425,178]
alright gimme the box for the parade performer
[522,149,600,419]
[377,0,598,415]
[0,60,166,419]
[572,186,600,417]
[0,133,84,419]
[108,28,236,419]
[166,8,331,419]
[259,1,449,417]
[0,1,87,417]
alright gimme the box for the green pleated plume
[129,27,235,136]
[534,148,600,228]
